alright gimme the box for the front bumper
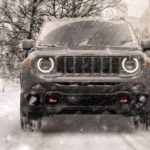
[20,82,150,116]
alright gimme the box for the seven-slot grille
[56,56,121,75]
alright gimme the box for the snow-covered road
[0,85,150,150]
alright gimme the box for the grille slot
[57,56,120,75]
[66,57,74,73]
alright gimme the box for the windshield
[37,20,138,49]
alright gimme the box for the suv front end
[20,18,150,131]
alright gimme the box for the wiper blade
[78,44,108,48]
[38,44,62,48]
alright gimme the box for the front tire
[20,110,42,132]
[133,114,150,130]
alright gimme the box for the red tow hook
[49,98,58,104]
[119,99,128,104]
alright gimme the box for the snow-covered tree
[0,0,122,78]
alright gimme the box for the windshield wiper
[38,44,63,48]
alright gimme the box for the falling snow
[0,84,150,150]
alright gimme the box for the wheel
[133,114,150,130]
[133,116,140,129]
[145,114,150,130]
[20,111,42,132]
[139,114,150,130]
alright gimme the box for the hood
[29,46,144,59]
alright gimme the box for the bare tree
[45,0,121,18]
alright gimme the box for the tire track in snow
[121,133,137,150]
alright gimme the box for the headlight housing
[122,58,139,74]
[37,58,54,73]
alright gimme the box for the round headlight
[122,58,139,74]
[37,58,54,73]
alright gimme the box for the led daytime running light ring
[37,58,54,73]
[122,58,139,74]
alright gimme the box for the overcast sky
[125,0,148,17]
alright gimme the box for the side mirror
[22,39,34,51]
[141,39,150,51]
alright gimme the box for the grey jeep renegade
[20,18,150,131]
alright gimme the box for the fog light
[28,96,38,106]
[139,95,146,103]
